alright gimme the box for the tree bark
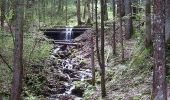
[165,0,170,42]
[83,1,87,20]
[112,0,116,55]
[91,0,94,21]
[90,34,95,86]
[95,0,101,67]
[152,0,167,99]
[119,0,124,62]
[1,0,5,28]
[145,0,152,48]
[124,0,133,39]
[104,0,108,20]
[76,0,81,25]
[87,0,91,24]
[57,0,62,14]
[65,0,68,25]
[100,0,106,97]
[10,0,24,99]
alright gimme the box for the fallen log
[53,41,83,47]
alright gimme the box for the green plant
[0,64,12,96]
[25,73,46,95]
[23,37,51,65]
[83,85,96,100]
[129,41,152,71]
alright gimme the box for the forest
[0,0,169,100]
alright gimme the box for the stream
[42,27,92,100]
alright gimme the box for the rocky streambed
[42,43,92,100]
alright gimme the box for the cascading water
[44,44,92,100]
[65,28,73,42]
[42,27,92,100]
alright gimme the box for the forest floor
[69,26,153,100]
[90,42,151,100]
[36,26,154,100]
[1,21,170,100]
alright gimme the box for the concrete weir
[40,26,91,42]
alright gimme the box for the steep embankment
[82,27,153,100]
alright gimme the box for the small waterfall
[45,44,92,100]
[65,27,73,42]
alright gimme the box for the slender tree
[91,33,95,86]
[1,0,5,28]
[165,0,170,42]
[91,0,94,21]
[42,0,46,22]
[57,0,63,14]
[119,0,124,62]
[38,0,41,27]
[100,0,106,97]
[0,0,5,48]
[10,0,24,99]
[50,0,53,24]
[65,0,68,25]
[104,0,108,20]
[76,0,81,25]
[83,1,87,20]
[137,0,141,31]
[87,0,91,24]
[112,0,116,55]
[145,0,152,47]
[124,0,133,39]
[152,0,167,99]
[95,0,101,66]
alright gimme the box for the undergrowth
[83,29,153,99]
[0,29,51,98]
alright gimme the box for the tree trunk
[91,34,95,86]
[104,0,108,20]
[119,0,124,62]
[91,0,94,21]
[124,0,133,39]
[132,0,137,18]
[76,0,81,25]
[137,0,141,31]
[57,0,62,14]
[100,0,106,97]
[145,0,152,47]
[61,1,64,14]
[1,0,5,28]
[50,0,53,24]
[11,0,17,22]
[165,0,170,42]
[112,0,116,55]
[42,0,46,22]
[65,0,68,25]
[87,0,91,24]
[83,1,87,20]
[0,0,5,48]
[152,0,167,99]
[95,0,101,67]
[10,0,24,99]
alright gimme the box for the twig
[0,53,12,72]
[6,21,15,45]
